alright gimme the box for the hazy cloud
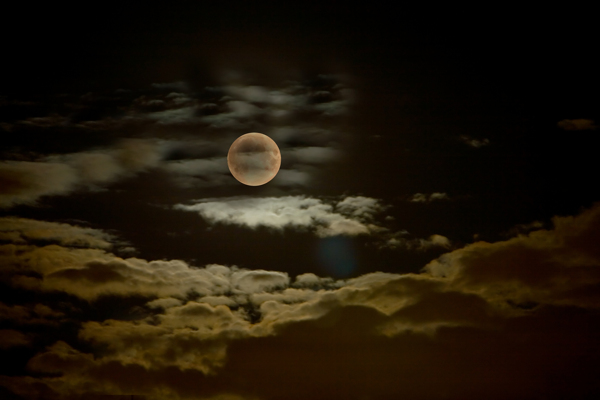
[162,157,231,188]
[0,161,80,207]
[271,169,311,186]
[147,106,199,124]
[0,217,114,249]
[557,118,597,131]
[409,192,449,202]
[0,329,30,349]
[460,135,490,148]
[282,146,341,164]
[384,234,451,250]
[151,81,190,92]
[0,139,163,208]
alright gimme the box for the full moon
[227,132,281,186]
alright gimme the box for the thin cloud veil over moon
[227,133,281,186]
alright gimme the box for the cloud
[151,81,190,92]
[174,196,385,237]
[459,135,490,148]
[2,77,353,199]
[557,118,597,131]
[162,157,232,188]
[424,202,600,307]
[201,100,263,128]
[418,234,451,249]
[0,217,115,249]
[502,220,545,237]
[147,106,199,124]
[146,297,184,310]
[282,146,341,164]
[0,329,30,349]
[0,161,80,207]
[11,114,69,129]
[0,139,163,208]
[231,269,290,294]
[384,234,451,250]
[3,205,600,398]
[271,169,311,186]
[409,192,449,202]
[0,221,291,302]
[0,301,66,327]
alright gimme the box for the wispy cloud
[409,192,449,202]
[0,139,163,208]
[459,135,490,148]
[385,233,451,250]
[151,81,190,92]
[1,77,354,203]
[557,118,597,131]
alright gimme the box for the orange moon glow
[227,132,281,186]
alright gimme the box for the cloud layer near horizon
[2,203,600,399]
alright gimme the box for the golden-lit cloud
[424,202,600,308]
[2,204,600,398]
[0,329,30,349]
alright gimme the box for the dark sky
[1,3,600,399]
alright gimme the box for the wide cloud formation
[175,196,385,237]
[1,203,600,399]
[1,76,353,207]
[175,195,451,250]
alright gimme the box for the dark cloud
[383,233,451,250]
[151,81,191,92]
[408,192,449,203]
[502,220,545,238]
[425,202,600,308]
[0,217,115,248]
[459,135,490,148]
[2,203,600,398]
[0,329,30,349]
[557,118,597,131]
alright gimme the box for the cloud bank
[2,203,600,398]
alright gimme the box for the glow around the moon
[227,133,281,186]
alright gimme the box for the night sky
[1,3,600,399]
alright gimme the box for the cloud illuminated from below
[174,196,384,237]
